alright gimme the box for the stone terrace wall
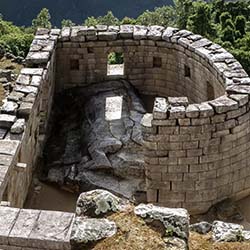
[0,28,58,207]
[55,26,225,103]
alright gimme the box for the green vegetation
[0,0,250,74]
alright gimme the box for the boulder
[1,101,18,114]
[189,221,212,234]
[243,231,250,241]
[10,119,25,134]
[212,221,243,242]
[76,189,127,217]
[134,204,189,240]
[164,237,188,250]
[70,217,117,247]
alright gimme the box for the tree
[32,8,52,30]
[121,17,136,25]
[235,15,246,37]
[61,19,75,27]
[187,1,214,37]
[97,11,119,26]
[136,6,175,27]
[211,0,225,23]
[220,12,232,30]
[83,16,98,26]
[221,26,235,44]
[173,0,193,29]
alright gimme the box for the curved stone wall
[55,25,250,214]
[0,26,250,216]
[55,26,227,103]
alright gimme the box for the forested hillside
[0,0,173,27]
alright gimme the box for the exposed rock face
[44,80,146,200]
[134,204,189,240]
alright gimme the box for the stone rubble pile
[70,189,189,250]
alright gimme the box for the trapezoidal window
[70,59,79,70]
[107,52,124,76]
[153,57,162,68]
[207,82,215,100]
[184,65,191,78]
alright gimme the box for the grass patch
[0,57,23,75]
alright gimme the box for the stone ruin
[0,25,249,249]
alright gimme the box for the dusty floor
[24,181,78,212]
[236,196,250,230]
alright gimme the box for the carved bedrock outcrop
[1,25,250,216]
[43,80,146,199]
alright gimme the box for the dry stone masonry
[0,25,249,248]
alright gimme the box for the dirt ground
[24,181,78,212]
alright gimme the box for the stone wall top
[0,206,74,250]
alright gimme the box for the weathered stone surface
[98,31,117,41]
[9,209,41,247]
[15,85,38,95]
[0,128,7,139]
[134,204,189,240]
[190,221,212,234]
[209,95,238,113]
[197,102,214,117]
[16,74,30,85]
[169,106,186,119]
[7,91,24,102]
[168,97,189,107]
[31,75,42,87]
[1,101,18,114]
[162,27,179,42]
[212,221,243,242]
[164,237,188,250]
[61,27,71,41]
[0,140,19,156]
[119,25,134,38]
[186,104,199,118]
[0,114,16,128]
[147,25,164,40]
[28,210,74,250]
[141,113,153,128]
[11,119,25,134]
[153,97,168,119]
[0,207,20,244]
[21,68,44,76]
[0,154,14,166]
[76,189,127,217]
[243,231,250,241]
[133,25,148,40]
[25,52,50,65]
[17,102,33,118]
[70,217,117,246]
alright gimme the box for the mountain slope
[0,0,173,27]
